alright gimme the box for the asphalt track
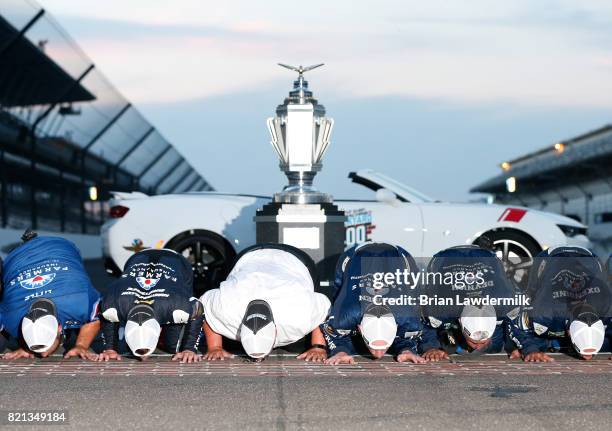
[0,354,611,430]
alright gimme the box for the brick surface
[0,355,610,377]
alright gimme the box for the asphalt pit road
[469,385,537,398]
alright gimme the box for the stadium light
[501,161,511,171]
[554,142,565,153]
[506,176,517,193]
[88,186,98,201]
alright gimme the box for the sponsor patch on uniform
[520,312,530,330]
[136,277,160,290]
[428,316,442,328]
[172,310,190,324]
[533,322,548,335]
[324,324,335,336]
[102,307,119,323]
[507,306,520,321]
[135,299,155,305]
[20,273,56,290]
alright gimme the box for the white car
[102,169,590,293]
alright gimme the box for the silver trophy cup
[267,63,334,204]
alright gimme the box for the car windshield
[372,172,434,202]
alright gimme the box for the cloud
[35,0,612,108]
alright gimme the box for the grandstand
[0,0,212,237]
[471,125,612,253]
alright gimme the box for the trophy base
[254,201,346,297]
[273,189,333,204]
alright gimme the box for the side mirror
[375,188,397,204]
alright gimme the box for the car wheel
[166,233,235,297]
[478,230,541,290]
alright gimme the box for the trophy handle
[267,117,287,162]
[314,118,334,163]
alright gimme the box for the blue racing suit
[420,245,522,355]
[510,247,612,355]
[321,243,423,357]
[0,236,100,339]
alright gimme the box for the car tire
[166,232,235,297]
[477,230,541,290]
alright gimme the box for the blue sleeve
[320,320,357,356]
[392,318,421,355]
[508,313,547,355]
[87,287,101,323]
[501,317,520,353]
[419,321,442,352]
[486,323,506,353]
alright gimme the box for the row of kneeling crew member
[1,232,610,363]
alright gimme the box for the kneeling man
[512,246,611,361]
[322,242,425,365]
[98,248,204,363]
[420,245,523,361]
[200,244,331,361]
[0,232,100,360]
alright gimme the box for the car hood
[524,207,586,228]
[454,203,586,228]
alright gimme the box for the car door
[337,200,424,255]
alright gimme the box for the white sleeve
[310,293,331,330]
[200,288,239,340]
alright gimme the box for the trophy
[267,63,334,204]
[255,64,346,292]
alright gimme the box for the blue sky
[37,0,612,200]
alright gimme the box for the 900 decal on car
[345,209,376,249]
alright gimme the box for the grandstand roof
[471,125,612,194]
[0,14,95,106]
[0,1,212,194]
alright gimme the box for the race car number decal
[345,209,376,249]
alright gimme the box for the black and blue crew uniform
[420,245,522,355]
[511,246,611,355]
[100,249,203,353]
[321,242,423,357]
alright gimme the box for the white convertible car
[102,169,589,292]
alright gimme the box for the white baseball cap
[569,305,605,356]
[125,305,161,357]
[459,304,497,342]
[360,304,397,350]
[21,299,59,353]
[239,300,276,359]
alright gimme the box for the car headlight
[557,224,587,237]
